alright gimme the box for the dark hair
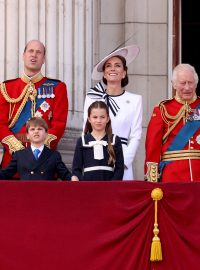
[84,101,116,165]
[26,117,48,133]
[102,55,129,87]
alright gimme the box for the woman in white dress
[83,45,142,180]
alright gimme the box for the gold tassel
[150,188,163,262]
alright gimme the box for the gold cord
[1,82,38,129]
[1,82,27,103]
[160,102,186,123]
[8,90,30,128]
[161,101,191,142]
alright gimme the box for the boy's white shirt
[31,145,44,158]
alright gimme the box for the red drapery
[0,181,199,270]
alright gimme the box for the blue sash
[11,79,59,133]
[159,103,200,172]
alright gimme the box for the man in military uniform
[0,40,68,171]
[145,63,200,182]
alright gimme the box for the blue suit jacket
[0,146,71,180]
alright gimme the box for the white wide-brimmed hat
[92,44,140,80]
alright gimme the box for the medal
[50,87,55,98]
[193,109,200,120]
[35,111,43,118]
[46,88,51,98]
[40,101,50,112]
[196,135,200,144]
[41,87,46,98]
[188,108,200,121]
[37,88,42,99]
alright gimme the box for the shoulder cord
[160,102,187,123]
[160,102,190,143]
[1,82,36,129]
[1,82,27,103]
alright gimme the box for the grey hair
[172,63,199,85]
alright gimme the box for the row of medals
[187,108,200,121]
[29,83,55,99]
[37,87,55,99]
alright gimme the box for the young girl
[72,101,124,181]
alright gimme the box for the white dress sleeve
[123,95,142,169]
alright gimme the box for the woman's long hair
[102,55,129,87]
[84,101,116,165]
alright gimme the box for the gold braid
[8,90,30,128]
[0,82,37,129]
[160,102,186,123]
[160,102,191,143]
[1,82,27,103]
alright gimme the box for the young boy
[0,117,72,180]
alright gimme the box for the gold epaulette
[145,162,160,182]
[2,135,25,153]
[44,134,57,148]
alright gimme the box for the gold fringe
[44,134,57,148]
[150,188,163,262]
[2,135,25,153]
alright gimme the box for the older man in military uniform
[0,40,68,171]
[145,63,200,182]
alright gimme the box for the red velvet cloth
[0,181,199,270]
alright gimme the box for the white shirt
[31,145,44,158]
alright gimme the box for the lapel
[24,146,53,170]
[25,146,38,163]
[38,146,52,163]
